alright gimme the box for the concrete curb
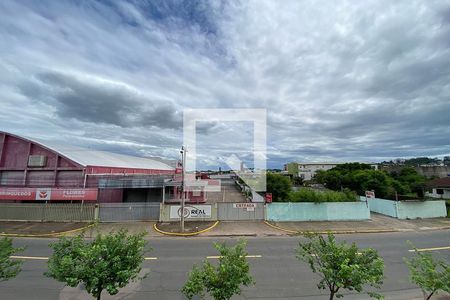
[153,221,220,237]
[263,220,398,235]
[0,223,97,238]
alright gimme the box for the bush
[289,188,357,203]
[404,242,450,300]
[182,240,254,300]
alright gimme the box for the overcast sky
[1,0,449,169]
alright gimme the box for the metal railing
[0,203,96,222]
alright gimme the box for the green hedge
[289,188,357,203]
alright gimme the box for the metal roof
[26,137,175,171]
[427,177,450,188]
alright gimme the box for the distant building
[284,162,379,181]
[426,177,450,200]
[284,162,340,181]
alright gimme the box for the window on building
[436,189,444,195]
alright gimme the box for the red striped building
[0,131,189,203]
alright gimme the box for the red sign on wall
[0,188,98,201]
[0,188,36,200]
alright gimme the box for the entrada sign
[169,205,212,219]
[233,203,257,209]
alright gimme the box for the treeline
[314,163,427,199]
[265,173,357,202]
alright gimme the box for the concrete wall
[266,202,370,221]
[365,197,398,218]
[364,197,447,219]
[396,201,447,219]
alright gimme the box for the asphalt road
[2,230,450,300]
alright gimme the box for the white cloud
[1,0,449,168]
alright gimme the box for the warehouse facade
[0,131,201,204]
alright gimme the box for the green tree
[0,237,24,282]
[404,243,450,300]
[296,233,384,300]
[395,167,427,197]
[45,230,148,300]
[266,173,292,202]
[182,240,254,300]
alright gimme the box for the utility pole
[180,146,186,232]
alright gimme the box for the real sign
[170,205,211,219]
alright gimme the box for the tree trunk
[329,291,335,300]
[97,290,102,300]
[425,290,435,300]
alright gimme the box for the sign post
[265,193,272,203]
[180,146,187,232]
[364,190,375,207]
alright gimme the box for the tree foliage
[0,237,24,282]
[296,233,384,300]
[45,230,148,300]
[404,243,450,300]
[315,163,426,198]
[266,173,292,202]
[289,188,357,203]
[182,240,254,300]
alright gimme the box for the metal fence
[99,202,160,222]
[217,203,265,221]
[0,203,96,222]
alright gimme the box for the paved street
[1,230,450,299]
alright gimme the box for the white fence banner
[169,205,212,219]
[233,203,257,211]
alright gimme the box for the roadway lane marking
[408,246,450,252]
[144,257,158,260]
[10,255,48,260]
[207,255,262,259]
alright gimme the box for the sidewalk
[266,214,450,235]
[1,214,449,238]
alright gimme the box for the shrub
[289,188,357,203]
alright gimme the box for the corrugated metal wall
[217,203,265,221]
[99,202,160,222]
[0,203,95,222]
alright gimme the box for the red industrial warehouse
[0,131,207,204]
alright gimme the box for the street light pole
[180,146,186,232]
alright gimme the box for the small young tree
[0,237,25,282]
[296,233,384,300]
[45,230,148,300]
[404,243,450,300]
[182,240,254,300]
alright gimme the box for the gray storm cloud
[0,0,449,168]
